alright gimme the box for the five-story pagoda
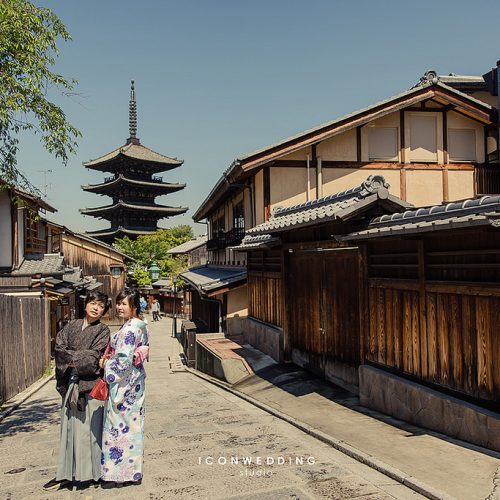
[81,81,188,243]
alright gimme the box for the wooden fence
[0,295,50,402]
[248,273,284,328]
[367,279,500,403]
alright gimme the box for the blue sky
[16,0,500,235]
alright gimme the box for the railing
[50,233,62,254]
[207,227,245,250]
[476,164,500,195]
[25,236,47,254]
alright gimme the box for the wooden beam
[400,167,407,201]
[442,110,448,165]
[418,240,427,378]
[442,167,449,202]
[399,111,405,163]
[356,126,362,162]
[263,167,270,221]
[312,144,318,199]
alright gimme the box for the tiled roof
[167,235,208,254]
[84,142,183,167]
[344,195,500,241]
[82,175,186,193]
[80,201,188,215]
[13,254,65,276]
[246,175,411,235]
[233,234,281,251]
[194,77,495,222]
[180,265,246,294]
[237,80,493,163]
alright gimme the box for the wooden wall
[62,235,126,321]
[366,230,500,404]
[248,273,283,327]
[0,295,50,402]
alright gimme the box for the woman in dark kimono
[44,291,110,490]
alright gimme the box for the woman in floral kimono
[100,289,149,488]
[44,291,110,490]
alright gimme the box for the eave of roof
[83,142,183,169]
[180,265,246,295]
[343,194,500,241]
[82,175,186,193]
[80,201,188,216]
[42,218,131,259]
[193,79,496,222]
[245,175,411,236]
[167,235,208,254]
[85,226,158,238]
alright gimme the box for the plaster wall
[361,113,401,162]
[448,170,475,201]
[0,191,12,268]
[405,170,443,206]
[270,167,309,209]
[17,208,24,264]
[280,147,311,161]
[447,111,485,163]
[322,169,401,198]
[316,129,357,161]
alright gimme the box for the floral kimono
[101,318,149,483]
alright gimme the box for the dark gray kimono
[55,319,110,410]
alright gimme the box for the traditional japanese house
[192,66,500,344]
[235,176,500,451]
[81,81,188,243]
[44,221,128,324]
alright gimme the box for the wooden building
[235,175,500,451]
[192,68,500,342]
[81,81,187,243]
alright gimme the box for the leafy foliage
[132,266,152,287]
[0,0,81,193]
[115,226,193,284]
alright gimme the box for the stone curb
[0,369,56,423]
[185,366,454,500]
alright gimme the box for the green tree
[131,266,152,287]
[0,0,80,193]
[115,226,193,284]
[115,226,193,268]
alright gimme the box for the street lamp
[148,262,160,282]
[171,275,178,338]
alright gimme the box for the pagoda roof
[85,226,157,239]
[83,142,183,172]
[81,174,186,194]
[80,201,188,218]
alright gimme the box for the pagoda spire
[127,80,140,144]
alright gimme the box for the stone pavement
[222,357,500,500]
[0,314,423,500]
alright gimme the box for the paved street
[0,316,423,499]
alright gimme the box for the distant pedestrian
[151,299,160,321]
[44,291,110,490]
[100,289,149,488]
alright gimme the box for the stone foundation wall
[359,365,500,452]
[241,317,283,362]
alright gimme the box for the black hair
[116,288,141,317]
[84,290,110,314]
